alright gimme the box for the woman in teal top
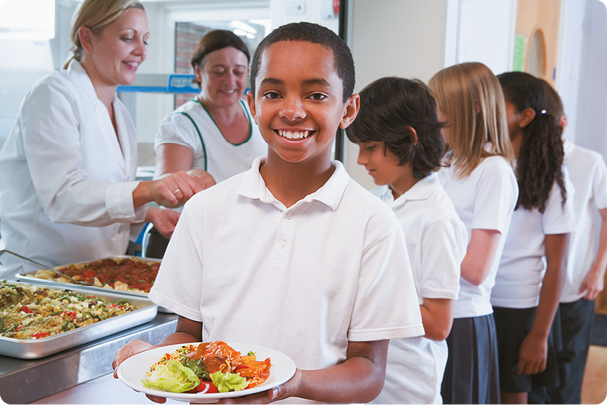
[154,29,266,185]
[148,30,266,257]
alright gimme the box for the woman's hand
[145,208,180,239]
[133,171,205,209]
[517,332,548,375]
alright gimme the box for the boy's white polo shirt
[370,173,467,404]
[150,157,424,373]
[492,170,576,308]
[439,156,518,318]
[561,140,607,303]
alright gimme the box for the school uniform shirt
[370,173,467,405]
[150,157,425,395]
[491,170,576,308]
[561,140,607,303]
[0,60,145,276]
[154,99,266,183]
[439,155,518,318]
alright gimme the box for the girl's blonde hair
[63,0,145,69]
[428,62,514,178]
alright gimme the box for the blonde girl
[428,62,519,404]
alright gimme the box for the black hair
[538,78,565,127]
[190,30,250,87]
[498,71,566,213]
[345,77,444,179]
[249,22,355,103]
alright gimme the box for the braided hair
[498,72,566,213]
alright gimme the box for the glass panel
[527,29,545,78]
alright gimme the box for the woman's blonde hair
[63,0,145,69]
[428,62,514,178]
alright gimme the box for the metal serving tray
[15,256,172,313]
[0,280,158,359]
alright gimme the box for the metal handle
[0,249,92,285]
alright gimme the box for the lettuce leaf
[141,360,200,393]
[209,370,248,393]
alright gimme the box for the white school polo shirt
[439,156,518,318]
[150,157,424,377]
[492,170,576,309]
[370,173,467,404]
[561,141,607,303]
[154,99,266,183]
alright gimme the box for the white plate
[117,342,297,403]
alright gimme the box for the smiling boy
[113,22,423,404]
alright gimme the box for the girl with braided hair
[491,71,576,404]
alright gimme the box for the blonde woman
[0,0,205,276]
[428,62,519,404]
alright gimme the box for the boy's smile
[248,41,358,166]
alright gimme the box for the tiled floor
[582,345,607,404]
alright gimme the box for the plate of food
[117,341,297,403]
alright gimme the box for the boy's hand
[517,333,548,375]
[112,339,154,379]
[218,370,302,404]
[579,265,605,300]
[112,340,168,403]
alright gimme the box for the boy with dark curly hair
[347,76,467,404]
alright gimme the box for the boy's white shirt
[438,155,519,318]
[492,166,576,308]
[150,157,424,380]
[561,140,607,303]
[370,173,467,405]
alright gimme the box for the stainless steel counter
[0,313,178,404]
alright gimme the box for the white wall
[556,0,589,144]
[455,0,516,75]
[345,0,516,189]
[270,0,338,32]
[575,0,607,157]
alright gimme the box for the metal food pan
[15,256,172,313]
[0,280,158,359]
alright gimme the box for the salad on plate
[142,341,272,394]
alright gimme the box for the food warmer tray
[0,280,158,359]
[15,255,173,313]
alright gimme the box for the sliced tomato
[196,381,218,393]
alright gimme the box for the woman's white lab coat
[0,60,146,275]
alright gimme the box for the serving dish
[0,280,157,359]
[117,342,297,403]
[15,256,172,313]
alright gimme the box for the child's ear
[247,90,257,124]
[519,107,536,129]
[339,93,360,129]
[406,126,418,146]
[559,114,568,130]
